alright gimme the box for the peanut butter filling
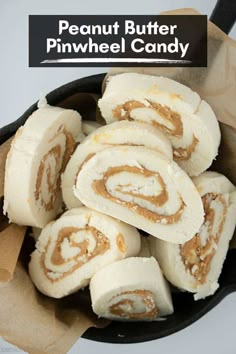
[173,135,199,161]
[180,193,227,284]
[113,100,183,137]
[113,165,168,207]
[41,225,110,281]
[35,128,76,211]
[116,233,127,253]
[35,145,62,211]
[61,129,77,171]
[92,165,185,224]
[109,290,158,320]
[113,100,198,160]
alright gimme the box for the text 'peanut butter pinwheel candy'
[150,172,236,300]
[3,101,82,228]
[61,120,172,209]
[29,207,141,298]
[90,257,174,321]
[98,73,221,176]
[75,146,204,244]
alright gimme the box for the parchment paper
[0,136,26,282]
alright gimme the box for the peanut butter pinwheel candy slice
[62,120,172,209]
[29,207,141,298]
[4,101,82,228]
[75,146,204,244]
[90,257,174,321]
[98,73,221,176]
[150,172,236,300]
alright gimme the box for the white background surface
[0,0,236,353]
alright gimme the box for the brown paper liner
[0,263,94,354]
[0,8,236,354]
[0,224,26,282]
[0,135,27,282]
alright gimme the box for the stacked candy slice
[4,100,82,227]
[98,73,221,176]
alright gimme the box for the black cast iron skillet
[0,0,236,344]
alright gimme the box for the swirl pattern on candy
[4,102,82,227]
[62,120,172,209]
[98,73,221,176]
[29,207,141,298]
[150,172,236,300]
[75,145,204,244]
[90,257,174,321]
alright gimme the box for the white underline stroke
[41,58,191,64]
